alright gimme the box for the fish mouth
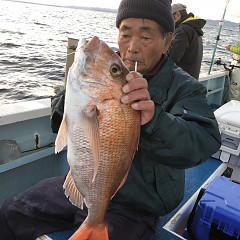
[79,36,109,87]
[83,36,101,55]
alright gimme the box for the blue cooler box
[189,176,240,240]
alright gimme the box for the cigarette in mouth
[134,61,138,72]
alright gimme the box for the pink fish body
[55,36,140,240]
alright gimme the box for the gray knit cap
[116,0,174,32]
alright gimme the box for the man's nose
[127,38,140,54]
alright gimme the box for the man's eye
[121,34,129,38]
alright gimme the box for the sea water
[0,1,239,104]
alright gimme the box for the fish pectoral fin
[55,114,68,153]
[63,171,84,209]
[81,106,100,183]
[111,166,131,200]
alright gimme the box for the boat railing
[0,98,68,207]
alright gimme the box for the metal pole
[208,0,230,75]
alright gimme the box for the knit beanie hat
[116,0,174,32]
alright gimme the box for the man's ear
[163,32,173,54]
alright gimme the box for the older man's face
[118,18,172,74]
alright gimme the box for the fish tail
[70,222,108,240]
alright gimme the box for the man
[0,0,221,239]
[225,42,240,101]
[169,3,206,79]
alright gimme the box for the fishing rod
[208,0,231,75]
[214,58,240,78]
[214,58,240,69]
[204,58,240,80]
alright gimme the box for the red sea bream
[55,36,140,240]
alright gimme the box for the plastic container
[188,176,240,240]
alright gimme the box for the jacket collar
[143,54,166,80]
[147,56,173,105]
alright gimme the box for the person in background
[225,41,240,101]
[0,0,221,240]
[226,43,240,56]
[226,23,240,56]
[169,3,206,79]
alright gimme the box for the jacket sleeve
[230,44,240,55]
[168,26,192,63]
[50,89,65,133]
[140,81,221,169]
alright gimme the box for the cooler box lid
[214,100,240,128]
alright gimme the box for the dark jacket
[169,16,206,79]
[51,56,221,217]
[110,57,220,216]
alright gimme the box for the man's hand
[121,71,154,125]
[226,45,232,51]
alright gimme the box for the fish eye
[110,64,122,77]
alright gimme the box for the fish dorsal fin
[81,106,100,183]
[63,171,84,209]
[55,114,68,153]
